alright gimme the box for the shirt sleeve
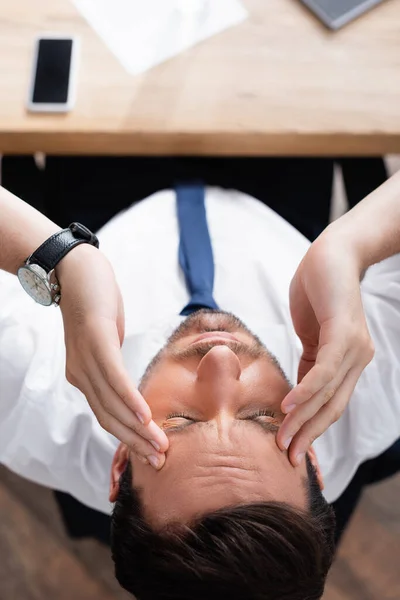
[0,270,116,514]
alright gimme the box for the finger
[102,417,166,471]
[297,354,316,385]
[296,333,320,384]
[85,366,169,452]
[85,391,166,470]
[92,339,154,426]
[287,368,360,467]
[277,359,352,451]
[116,288,125,345]
[281,341,347,413]
[85,319,154,426]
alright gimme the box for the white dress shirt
[1,188,400,514]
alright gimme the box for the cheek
[142,363,196,415]
[241,362,291,407]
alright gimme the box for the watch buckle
[69,222,99,248]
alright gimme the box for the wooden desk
[1,0,400,156]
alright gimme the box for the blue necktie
[176,183,220,316]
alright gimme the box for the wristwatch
[17,222,99,307]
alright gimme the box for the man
[1,177,399,599]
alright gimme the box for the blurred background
[1,1,400,599]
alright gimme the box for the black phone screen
[32,39,73,104]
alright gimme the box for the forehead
[133,420,308,526]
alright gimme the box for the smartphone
[27,35,79,113]
[299,0,386,30]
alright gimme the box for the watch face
[18,266,53,306]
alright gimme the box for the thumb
[116,287,125,346]
[297,345,318,383]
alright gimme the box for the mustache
[170,339,266,360]
[167,310,249,344]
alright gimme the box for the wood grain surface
[0,0,400,155]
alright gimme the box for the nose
[196,346,241,440]
[197,345,242,382]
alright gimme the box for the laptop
[299,0,387,29]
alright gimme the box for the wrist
[16,219,100,307]
[320,219,367,278]
[327,171,400,273]
[55,242,99,285]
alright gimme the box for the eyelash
[166,409,276,420]
[250,409,276,419]
[166,412,192,420]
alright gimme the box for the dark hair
[111,457,335,600]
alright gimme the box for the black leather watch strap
[29,223,100,273]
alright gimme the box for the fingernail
[148,455,160,469]
[150,440,161,452]
[283,404,296,414]
[296,452,305,465]
[283,436,293,450]
[135,412,145,424]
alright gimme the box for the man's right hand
[277,168,400,465]
[277,229,374,466]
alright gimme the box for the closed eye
[242,408,276,419]
[249,418,280,434]
[162,410,280,434]
[242,409,280,433]
[162,413,197,432]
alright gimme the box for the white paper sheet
[72,0,248,75]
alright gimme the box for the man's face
[111,311,317,526]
